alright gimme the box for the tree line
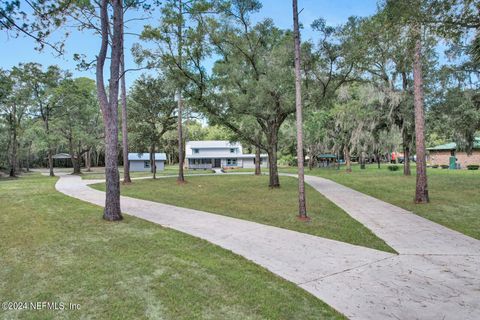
[1,0,478,220]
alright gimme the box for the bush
[467,164,480,170]
[387,165,400,171]
[278,155,296,167]
[431,164,439,168]
[440,164,449,169]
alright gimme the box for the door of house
[214,158,221,168]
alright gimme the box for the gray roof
[52,153,71,159]
[128,153,166,161]
[186,140,241,148]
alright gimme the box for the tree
[52,77,102,175]
[292,0,307,219]
[4,0,128,220]
[0,67,31,177]
[139,0,197,183]
[20,63,65,177]
[94,0,124,220]
[332,85,383,172]
[429,68,480,153]
[429,0,480,65]
[140,0,296,188]
[303,110,332,170]
[412,22,429,202]
[129,75,177,179]
[382,0,433,202]
[120,28,131,184]
[300,17,360,173]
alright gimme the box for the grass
[280,164,480,240]
[92,175,394,253]
[0,174,345,319]
[80,165,214,180]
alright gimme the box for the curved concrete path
[55,174,480,320]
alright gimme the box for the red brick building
[428,138,480,169]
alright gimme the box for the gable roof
[128,153,166,161]
[428,138,480,151]
[186,140,241,149]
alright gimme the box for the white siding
[243,158,255,169]
[130,160,165,172]
[243,158,268,169]
[188,147,239,157]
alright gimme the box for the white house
[185,141,268,170]
[128,153,166,172]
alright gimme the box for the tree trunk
[254,146,261,175]
[413,24,429,203]
[151,145,157,180]
[86,148,92,172]
[97,0,123,221]
[292,0,307,219]
[70,141,81,175]
[44,109,55,177]
[150,150,154,173]
[403,145,411,176]
[376,152,381,169]
[267,146,280,188]
[120,46,131,184]
[26,142,31,172]
[177,95,185,182]
[95,150,100,167]
[9,104,17,177]
[344,145,352,173]
[360,151,366,169]
[48,149,54,176]
[308,153,314,170]
[176,0,185,183]
[72,156,81,174]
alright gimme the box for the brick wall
[457,151,480,168]
[429,150,480,168]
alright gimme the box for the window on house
[193,148,199,154]
[227,158,237,166]
[144,161,150,168]
[230,148,236,153]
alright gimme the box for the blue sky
[1,0,378,88]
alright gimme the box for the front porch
[187,158,238,169]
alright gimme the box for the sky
[0,0,378,89]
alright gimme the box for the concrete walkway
[55,174,480,320]
[300,174,480,255]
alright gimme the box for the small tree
[292,0,307,219]
[52,77,102,175]
[0,67,31,177]
[129,75,177,179]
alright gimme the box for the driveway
[55,174,480,320]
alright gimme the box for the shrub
[278,155,296,166]
[440,164,449,169]
[467,164,480,170]
[387,165,400,171]
[431,164,439,168]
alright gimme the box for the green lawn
[0,174,344,319]
[280,164,480,240]
[92,175,394,253]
